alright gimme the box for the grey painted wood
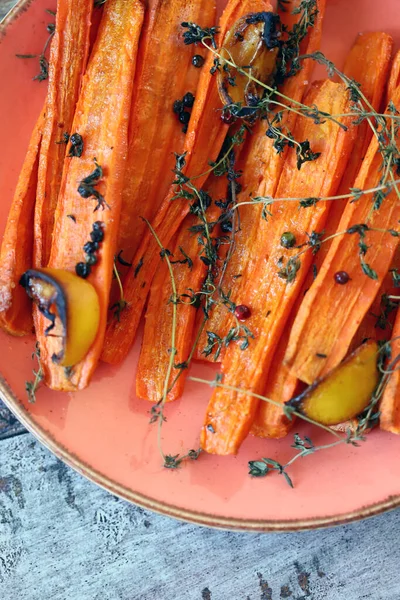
[1,1,400,598]
[0,433,400,600]
[0,0,15,20]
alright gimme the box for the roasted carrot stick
[285,88,400,386]
[380,306,400,434]
[116,0,216,269]
[195,0,326,361]
[136,175,226,402]
[387,50,400,105]
[35,0,144,391]
[101,0,273,365]
[34,0,93,268]
[251,31,393,439]
[0,112,44,335]
[201,80,355,455]
[316,32,393,265]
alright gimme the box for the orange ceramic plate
[1,0,400,532]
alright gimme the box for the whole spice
[280,231,296,248]
[234,304,252,321]
[334,270,350,284]
[192,54,205,67]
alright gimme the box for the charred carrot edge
[101,0,272,365]
[195,0,326,362]
[116,0,216,270]
[387,49,400,105]
[380,307,400,434]
[251,31,393,439]
[136,175,226,402]
[35,0,145,391]
[201,80,356,455]
[0,111,45,335]
[34,0,93,268]
[285,88,400,386]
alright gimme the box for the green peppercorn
[280,231,296,249]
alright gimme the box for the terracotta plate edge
[1,0,400,533]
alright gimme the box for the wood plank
[0,433,400,599]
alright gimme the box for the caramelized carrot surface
[35,0,144,391]
[102,0,273,365]
[195,0,326,361]
[116,0,216,269]
[136,175,227,402]
[285,88,400,386]
[201,80,355,455]
[34,0,93,268]
[0,112,44,335]
[251,30,393,438]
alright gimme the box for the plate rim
[1,0,400,533]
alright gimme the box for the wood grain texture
[0,434,399,600]
[0,0,15,19]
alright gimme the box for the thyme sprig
[16,10,55,82]
[110,260,128,322]
[25,343,44,403]
[144,220,201,469]
[191,347,395,487]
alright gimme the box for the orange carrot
[34,0,93,268]
[195,0,326,362]
[136,175,226,402]
[285,88,400,386]
[116,0,216,269]
[380,306,400,434]
[316,32,393,265]
[35,0,144,391]
[387,49,400,104]
[0,112,44,335]
[201,80,356,455]
[101,0,273,365]
[251,31,393,439]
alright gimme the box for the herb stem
[189,376,343,439]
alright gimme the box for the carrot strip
[380,307,400,434]
[201,80,356,455]
[0,112,44,335]
[285,88,400,386]
[34,0,93,268]
[252,31,393,439]
[35,0,144,391]
[116,0,216,269]
[387,50,400,105]
[194,0,326,362]
[101,0,273,365]
[136,175,226,402]
[315,32,393,266]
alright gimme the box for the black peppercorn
[183,92,195,108]
[192,54,205,68]
[85,254,98,266]
[83,241,99,255]
[90,228,104,243]
[173,99,183,114]
[179,111,190,125]
[75,262,91,278]
[221,220,233,233]
[334,271,350,284]
[280,231,296,249]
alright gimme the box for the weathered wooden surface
[0,433,400,600]
[0,0,15,19]
[2,1,400,599]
